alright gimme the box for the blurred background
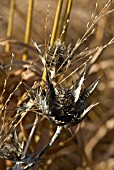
[0,0,114,170]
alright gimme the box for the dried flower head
[0,133,23,162]
[29,39,100,128]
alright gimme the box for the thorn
[74,64,86,102]
[86,76,101,96]
[81,102,99,119]
[32,39,45,65]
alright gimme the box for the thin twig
[50,0,63,46]
[5,0,15,53]
[12,114,39,170]
[24,114,39,154]
[23,126,63,170]
[22,0,34,61]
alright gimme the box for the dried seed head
[31,66,99,128]
[30,37,100,128]
[0,132,24,162]
[46,39,67,76]
[0,141,23,161]
[34,38,72,79]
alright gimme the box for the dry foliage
[0,0,114,170]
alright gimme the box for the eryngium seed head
[0,136,23,162]
[33,65,99,127]
[46,39,67,73]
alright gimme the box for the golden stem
[61,0,73,41]
[22,0,34,61]
[41,68,46,86]
[57,0,73,41]
[50,0,63,46]
[5,0,15,53]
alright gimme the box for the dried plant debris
[0,0,114,170]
